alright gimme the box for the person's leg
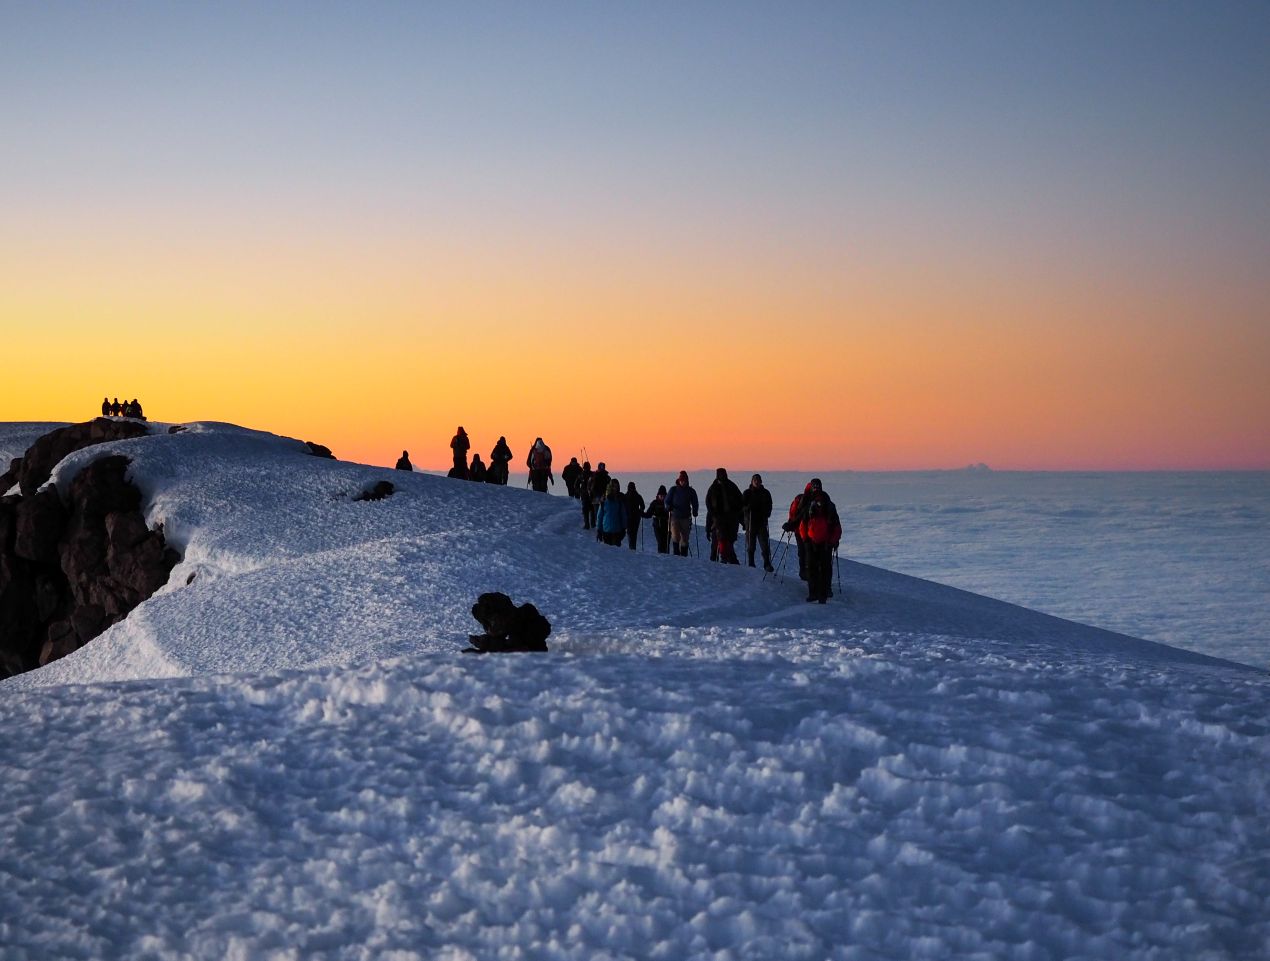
[745,528,757,566]
[758,525,773,570]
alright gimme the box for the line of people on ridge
[561,461,843,604]
[100,396,146,420]
[393,428,547,490]
[395,429,844,604]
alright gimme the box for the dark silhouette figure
[101,397,111,417]
[783,483,813,581]
[468,453,488,482]
[578,462,595,529]
[644,485,670,554]
[562,457,583,498]
[742,473,774,571]
[395,450,413,471]
[450,427,470,472]
[705,467,743,564]
[489,436,513,485]
[110,397,122,416]
[526,437,553,492]
[587,463,610,539]
[623,482,645,550]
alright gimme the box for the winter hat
[810,477,823,491]
[677,471,689,484]
[716,467,727,479]
[627,482,636,492]
[657,485,667,496]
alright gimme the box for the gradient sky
[2,1,1268,470]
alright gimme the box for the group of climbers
[402,429,844,603]
[100,396,145,420]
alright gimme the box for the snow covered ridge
[0,420,1266,959]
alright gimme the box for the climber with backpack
[797,478,842,603]
[527,437,553,492]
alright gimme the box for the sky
[2,1,1268,470]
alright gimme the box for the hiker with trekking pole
[664,471,698,557]
[795,478,842,604]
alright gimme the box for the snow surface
[1,422,1267,959]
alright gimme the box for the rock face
[0,424,179,678]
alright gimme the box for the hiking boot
[763,563,774,572]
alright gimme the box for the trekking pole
[764,530,789,582]
[693,520,701,558]
[834,547,843,596]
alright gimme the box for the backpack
[531,445,551,470]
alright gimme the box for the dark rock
[305,441,335,459]
[354,481,395,502]
[465,592,551,653]
[14,489,65,564]
[17,418,148,496]
[168,425,188,434]
[40,620,77,666]
[0,457,20,494]
[0,425,179,679]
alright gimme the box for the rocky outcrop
[306,441,335,459]
[0,424,179,678]
[11,417,150,496]
[463,592,551,653]
[354,481,395,502]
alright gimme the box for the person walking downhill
[664,471,698,557]
[705,467,744,565]
[797,478,842,603]
[395,450,413,471]
[597,478,628,546]
[644,485,671,554]
[489,436,513,485]
[623,481,645,550]
[527,437,553,492]
[742,473,774,571]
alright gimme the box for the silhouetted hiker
[562,457,582,498]
[578,461,596,529]
[101,397,110,417]
[468,453,488,482]
[796,478,841,603]
[527,437,553,492]
[123,399,144,420]
[447,464,468,480]
[489,436,512,485]
[395,450,413,471]
[783,483,813,581]
[111,397,122,416]
[462,592,551,653]
[706,468,743,565]
[623,481,645,550]
[450,427,470,471]
[587,462,610,539]
[644,485,670,554]
[742,473,774,571]
[665,471,698,556]
[597,478,627,546]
